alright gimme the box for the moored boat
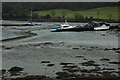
[93,22,110,30]
[51,20,77,32]
[51,21,110,32]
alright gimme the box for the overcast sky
[1,0,120,2]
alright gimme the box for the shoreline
[1,24,119,79]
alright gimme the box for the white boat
[61,20,76,29]
[94,22,110,30]
[94,24,110,30]
[51,20,77,32]
[26,20,35,26]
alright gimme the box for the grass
[34,9,75,18]
[78,7,118,20]
[34,7,119,20]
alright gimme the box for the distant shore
[1,19,120,23]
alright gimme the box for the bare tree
[50,10,56,18]
[32,13,40,20]
[97,10,100,19]
[62,10,66,18]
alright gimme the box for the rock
[102,68,115,70]
[72,47,79,49]
[92,64,100,66]
[100,58,110,61]
[5,47,13,50]
[81,61,100,66]
[95,67,101,71]
[80,69,90,73]
[1,69,6,75]
[90,46,98,49]
[115,51,120,53]
[104,48,111,50]
[112,48,119,50]
[83,58,87,60]
[41,61,50,63]
[101,34,105,36]
[100,71,112,77]
[81,60,95,66]
[8,66,24,76]
[76,55,84,58]
[60,62,74,66]
[81,47,86,50]
[8,66,23,73]
[80,67,101,73]
[56,72,72,79]
[16,75,51,80]
[59,42,64,45]
[87,48,92,51]
[44,42,53,45]
[47,64,55,67]
[62,67,80,72]
[109,61,120,64]
[62,65,77,68]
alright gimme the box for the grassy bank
[34,7,118,20]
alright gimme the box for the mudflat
[1,22,120,79]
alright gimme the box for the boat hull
[51,27,94,32]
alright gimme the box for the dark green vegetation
[2,2,119,22]
[35,7,118,20]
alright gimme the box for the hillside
[35,7,118,20]
[2,2,118,21]
[78,7,118,20]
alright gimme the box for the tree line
[2,2,118,22]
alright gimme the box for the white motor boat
[51,20,77,32]
[94,23,110,30]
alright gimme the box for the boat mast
[30,9,32,22]
[65,20,68,24]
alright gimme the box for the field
[34,7,118,20]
